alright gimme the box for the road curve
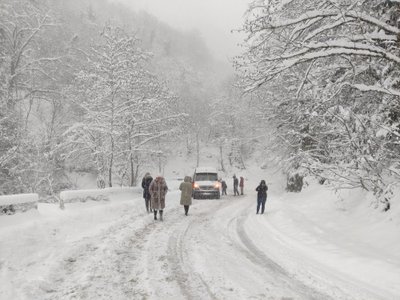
[25,192,378,300]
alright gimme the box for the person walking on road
[239,176,244,195]
[256,180,268,214]
[141,172,153,213]
[221,179,227,195]
[179,176,193,216]
[149,176,168,221]
[233,175,240,196]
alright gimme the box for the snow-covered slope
[0,165,399,299]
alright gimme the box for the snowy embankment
[0,173,399,299]
[60,187,141,203]
[0,193,38,215]
[0,186,143,300]
[0,186,142,215]
[241,181,400,299]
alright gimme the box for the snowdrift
[60,189,109,203]
[60,187,141,203]
[0,194,39,215]
[0,186,142,216]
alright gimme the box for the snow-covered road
[1,180,399,300]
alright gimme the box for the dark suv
[192,167,220,199]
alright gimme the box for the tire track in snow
[166,210,219,300]
[229,203,334,300]
[162,197,315,299]
[144,203,222,299]
[32,211,156,300]
[163,197,304,299]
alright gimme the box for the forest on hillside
[0,0,258,197]
[2,0,400,211]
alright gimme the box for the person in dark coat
[141,173,153,213]
[221,179,227,195]
[149,176,168,221]
[233,175,239,196]
[179,176,193,216]
[256,180,268,214]
[239,176,244,195]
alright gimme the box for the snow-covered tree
[0,0,223,192]
[0,0,64,194]
[208,78,259,171]
[237,0,400,209]
[64,25,184,186]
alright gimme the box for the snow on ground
[0,164,399,299]
[0,194,38,206]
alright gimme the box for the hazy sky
[113,0,250,61]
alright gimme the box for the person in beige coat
[179,176,193,216]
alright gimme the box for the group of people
[219,174,245,196]
[142,172,269,220]
[141,173,168,221]
[232,175,245,196]
[142,173,194,220]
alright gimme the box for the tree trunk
[196,131,200,167]
[158,153,162,173]
[130,152,134,187]
[186,136,192,155]
[219,145,225,172]
[239,151,246,170]
[133,162,139,186]
[108,156,113,187]
[108,138,114,187]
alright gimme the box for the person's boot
[154,210,157,220]
[159,210,163,221]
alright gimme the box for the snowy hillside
[0,163,399,299]
[2,0,400,298]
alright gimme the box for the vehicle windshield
[194,173,218,181]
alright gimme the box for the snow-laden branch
[262,39,400,65]
[303,18,350,42]
[245,47,385,91]
[265,10,400,35]
[134,113,187,127]
[351,83,400,98]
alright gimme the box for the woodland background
[1,0,400,211]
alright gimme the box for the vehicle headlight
[214,182,220,189]
[193,183,200,189]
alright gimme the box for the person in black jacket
[233,175,240,196]
[221,179,227,195]
[255,180,268,214]
[141,172,153,213]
